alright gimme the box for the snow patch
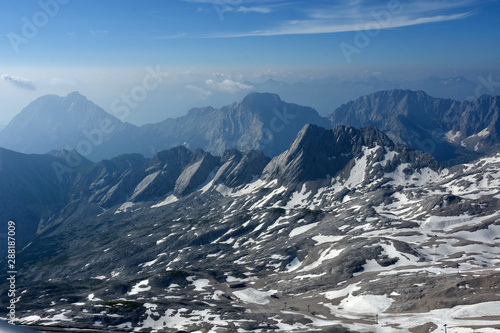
[187,276,210,291]
[128,279,151,295]
[114,202,134,214]
[449,301,500,318]
[289,222,319,238]
[87,293,102,301]
[446,130,461,142]
[91,275,106,280]
[299,247,344,272]
[323,282,361,300]
[151,194,178,208]
[233,288,276,305]
[284,184,311,209]
[423,214,473,229]
[340,293,393,313]
[312,235,344,244]
[285,257,301,272]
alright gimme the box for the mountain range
[330,90,500,164]
[1,91,500,332]
[247,75,479,116]
[0,92,329,161]
[1,90,499,165]
[1,122,500,332]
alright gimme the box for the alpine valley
[1,92,500,332]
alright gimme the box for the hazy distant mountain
[2,90,499,166]
[247,75,479,115]
[329,89,500,164]
[0,124,4,133]
[0,92,142,162]
[404,76,477,101]
[140,92,331,157]
[248,77,405,115]
[0,92,330,161]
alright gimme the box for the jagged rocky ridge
[1,124,499,332]
[330,90,500,164]
[0,145,271,252]
[262,124,438,184]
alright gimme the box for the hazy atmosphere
[1,0,499,126]
[2,1,500,333]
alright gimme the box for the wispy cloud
[187,76,254,98]
[217,13,473,37]
[205,0,480,37]
[184,0,265,3]
[206,78,253,93]
[1,74,36,91]
[184,0,277,14]
[153,33,188,40]
[235,6,272,14]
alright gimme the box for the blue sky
[1,0,499,125]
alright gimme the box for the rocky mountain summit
[262,124,437,185]
[330,89,500,164]
[140,92,331,157]
[0,92,140,162]
[1,124,499,332]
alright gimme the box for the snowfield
[13,150,500,332]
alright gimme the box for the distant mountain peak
[0,91,130,161]
[370,88,427,99]
[263,78,285,86]
[329,88,500,164]
[32,91,89,106]
[64,91,88,102]
[239,92,282,107]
